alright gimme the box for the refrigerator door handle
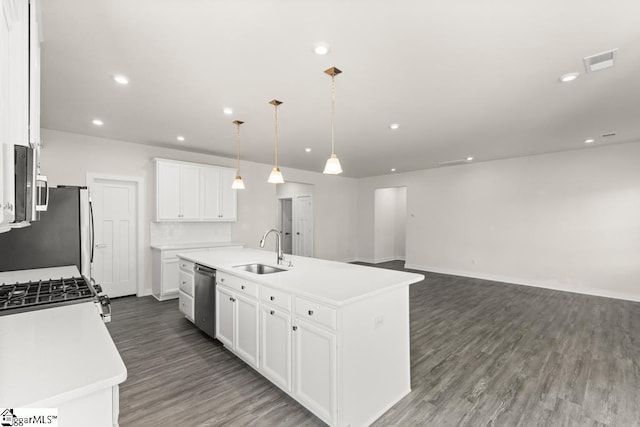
[90,200,95,263]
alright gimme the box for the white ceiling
[40,0,640,178]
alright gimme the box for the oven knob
[94,284,103,294]
[99,295,111,306]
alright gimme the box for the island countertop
[178,248,424,306]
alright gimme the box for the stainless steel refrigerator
[0,186,93,277]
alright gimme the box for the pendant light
[268,99,285,184]
[231,120,245,190]
[323,66,343,175]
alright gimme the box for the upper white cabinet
[28,0,40,147]
[154,158,237,222]
[202,166,237,221]
[1,0,30,147]
[1,144,15,226]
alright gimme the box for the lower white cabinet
[151,244,242,301]
[293,318,337,423]
[215,283,259,369]
[260,305,292,392]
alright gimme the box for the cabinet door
[293,319,337,424]
[215,286,235,349]
[260,306,292,392]
[28,0,40,146]
[0,146,6,233]
[162,259,179,295]
[201,166,221,220]
[235,293,259,368]
[8,0,28,146]
[219,167,237,221]
[180,164,200,220]
[156,161,180,220]
[1,3,9,145]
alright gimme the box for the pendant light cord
[331,74,336,155]
[274,103,279,168]
[236,123,241,175]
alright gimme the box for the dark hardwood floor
[107,261,640,426]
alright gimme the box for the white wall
[373,187,407,263]
[358,142,640,302]
[39,129,359,295]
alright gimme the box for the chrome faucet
[259,229,284,265]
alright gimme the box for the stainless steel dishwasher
[194,264,216,338]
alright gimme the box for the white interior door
[91,178,137,297]
[280,198,293,254]
[294,195,313,257]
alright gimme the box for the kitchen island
[178,248,424,427]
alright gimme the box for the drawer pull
[270,310,275,315]
[182,281,186,285]
[270,296,275,301]
[221,278,225,282]
[229,297,236,302]
[241,285,245,290]
[308,310,314,316]
[292,326,298,331]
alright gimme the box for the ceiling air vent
[583,49,618,73]
[601,132,617,138]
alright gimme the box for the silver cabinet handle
[292,326,297,331]
[270,296,275,301]
[241,285,245,290]
[270,310,275,315]
[221,278,225,282]
[308,310,314,316]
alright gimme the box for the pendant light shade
[323,66,343,175]
[268,99,285,184]
[231,120,245,190]
[323,153,342,174]
[268,167,284,184]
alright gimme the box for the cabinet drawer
[179,270,194,296]
[295,298,337,331]
[261,286,291,312]
[178,259,195,273]
[217,271,258,299]
[178,291,194,321]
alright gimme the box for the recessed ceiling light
[223,108,233,115]
[466,157,474,161]
[559,72,580,83]
[390,168,396,172]
[305,148,312,152]
[92,119,104,126]
[177,136,185,142]
[313,43,330,56]
[389,123,400,130]
[584,138,595,144]
[113,75,129,85]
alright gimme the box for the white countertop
[0,265,82,284]
[178,248,424,306]
[0,301,127,407]
[150,241,245,251]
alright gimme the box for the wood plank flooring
[107,262,640,426]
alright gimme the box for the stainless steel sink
[233,263,287,275]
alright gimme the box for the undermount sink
[233,263,287,275]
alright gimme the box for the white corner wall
[39,129,359,295]
[357,142,640,302]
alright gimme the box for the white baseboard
[404,263,640,303]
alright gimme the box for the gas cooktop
[0,276,98,315]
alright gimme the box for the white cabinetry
[215,271,259,369]
[177,259,195,321]
[293,318,337,423]
[1,144,14,227]
[154,158,236,222]
[0,146,6,233]
[156,160,200,221]
[151,244,242,301]
[202,166,237,221]
[260,301,292,393]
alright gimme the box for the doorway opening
[276,182,314,257]
[374,187,407,265]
